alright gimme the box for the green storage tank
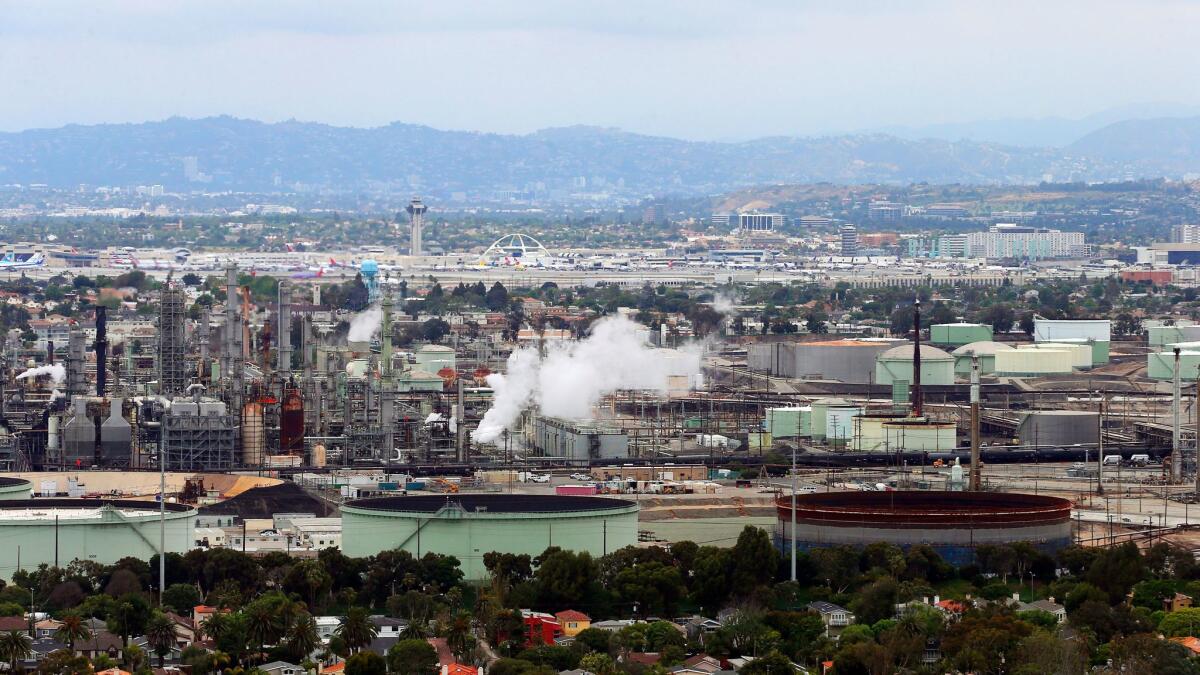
[930,323,993,347]
[766,407,811,438]
[0,478,31,500]
[342,494,640,580]
[1148,351,1200,380]
[951,341,1014,376]
[874,345,955,386]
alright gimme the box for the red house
[521,610,562,646]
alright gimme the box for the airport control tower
[407,197,426,256]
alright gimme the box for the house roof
[261,662,302,672]
[627,652,662,665]
[95,669,131,675]
[807,601,850,614]
[444,666,478,675]
[1174,636,1200,655]
[0,616,27,631]
[555,610,591,622]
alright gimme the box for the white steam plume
[347,305,382,342]
[16,364,66,384]
[712,293,736,314]
[472,315,703,443]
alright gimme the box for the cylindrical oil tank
[0,478,32,500]
[1148,351,1200,380]
[1033,318,1110,343]
[1149,325,1200,348]
[776,491,1073,566]
[342,495,639,580]
[874,345,955,386]
[930,323,993,346]
[280,386,304,455]
[791,339,901,382]
[1018,410,1100,447]
[0,499,195,579]
[241,401,264,467]
[994,348,1074,376]
[825,407,860,447]
[311,443,327,467]
[880,420,957,451]
[766,407,810,438]
[1017,343,1092,369]
[952,341,1014,376]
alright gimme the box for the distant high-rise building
[182,156,199,182]
[738,213,787,232]
[407,197,427,256]
[840,225,859,257]
[642,203,667,225]
[964,224,1085,259]
[710,213,732,229]
[1173,224,1200,244]
[867,201,903,222]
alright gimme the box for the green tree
[485,282,511,310]
[387,638,439,675]
[738,650,795,674]
[54,613,91,654]
[107,592,151,646]
[285,612,321,663]
[345,650,388,675]
[578,652,617,675]
[730,527,779,597]
[161,583,201,615]
[145,611,177,667]
[0,630,32,672]
[804,311,828,334]
[336,606,379,654]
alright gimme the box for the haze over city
[4,1,1200,141]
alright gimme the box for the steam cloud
[712,293,736,314]
[16,364,66,384]
[472,315,702,443]
[347,305,381,342]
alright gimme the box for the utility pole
[1175,347,1183,484]
[159,439,166,604]
[969,353,981,491]
[1096,394,1104,496]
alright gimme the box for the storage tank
[0,499,195,579]
[342,495,639,580]
[1149,325,1200,348]
[0,478,32,500]
[952,341,1014,376]
[1017,343,1092,369]
[1018,410,1100,447]
[776,491,1073,566]
[1033,319,1110,364]
[280,385,305,455]
[874,345,955,387]
[994,348,1074,376]
[241,401,264,467]
[414,345,456,374]
[825,407,860,447]
[854,415,956,452]
[766,407,811,438]
[1147,351,1200,380]
[749,339,902,382]
[930,323,993,347]
[810,398,859,440]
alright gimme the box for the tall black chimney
[911,297,923,418]
[94,306,108,396]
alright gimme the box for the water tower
[360,259,380,303]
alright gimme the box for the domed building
[952,341,1015,376]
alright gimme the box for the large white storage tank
[1033,319,1110,364]
[994,348,1074,375]
[1017,343,1092,369]
[825,407,860,447]
[874,345,955,386]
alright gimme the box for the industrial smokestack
[278,283,292,375]
[911,297,923,418]
[94,306,108,397]
[47,340,55,365]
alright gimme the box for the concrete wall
[342,502,640,580]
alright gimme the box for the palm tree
[202,612,231,644]
[284,612,321,663]
[244,603,282,663]
[0,630,32,672]
[54,614,91,655]
[399,621,428,640]
[334,607,378,654]
[445,615,474,664]
[145,612,178,667]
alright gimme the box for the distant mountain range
[1,115,1200,196]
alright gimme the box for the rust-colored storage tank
[280,385,305,455]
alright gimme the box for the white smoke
[16,364,66,384]
[347,305,382,342]
[472,315,703,443]
[712,293,737,314]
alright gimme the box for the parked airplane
[0,252,45,269]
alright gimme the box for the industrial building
[775,491,1073,566]
[341,494,639,580]
[528,416,629,461]
[0,499,196,579]
[874,344,955,387]
[851,415,956,452]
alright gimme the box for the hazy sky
[2,0,1199,139]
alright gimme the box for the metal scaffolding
[158,286,189,397]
